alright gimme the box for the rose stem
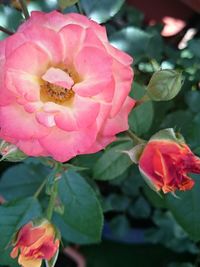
[19,0,30,20]
[34,178,48,198]
[0,25,14,35]
[46,181,58,221]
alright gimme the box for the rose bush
[0,11,135,162]
[10,220,59,267]
[139,129,200,193]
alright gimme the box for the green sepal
[122,143,146,164]
[45,248,59,267]
[150,128,185,145]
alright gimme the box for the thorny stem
[126,130,145,144]
[19,0,30,20]
[0,25,14,35]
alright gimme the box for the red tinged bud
[139,129,200,193]
[10,220,59,267]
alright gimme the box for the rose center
[40,82,75,104]
[40,67,79,105]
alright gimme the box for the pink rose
[0,11,135,162]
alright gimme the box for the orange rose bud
[139,129,200,193]
[10,220,60,267]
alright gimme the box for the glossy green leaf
[109,215,130,238]
[103,194,130,212]
[143,184,166,209]
[58,0,78,10]
[165,175,200,241]
[93,142,133,181]
[0,197,42,266]
[0,164,48,201]
[128,196,151,219]
[81,0,124,23]
[110,26,162,63]
[188,38,200,58]
[55,170,103,244]
[185,91,200,113]
[129,82,154,135]
[160,110,193,133]
[121,166,143,197]
[0,6,23,40]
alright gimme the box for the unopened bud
[146,69,184,101]
[10,219,60,267]
[0,140,27,162]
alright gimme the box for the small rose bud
[0,140,27,162]
[10,219,60,267]
[139,128,200,193]
[146,69,184,101]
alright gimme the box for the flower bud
[146,69,184,101]
[10,219,60,267]
[139,128,200,193]
[0,140,27,162]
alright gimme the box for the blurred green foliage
[0,0,200,266]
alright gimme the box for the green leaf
[121,165,143,197]
[0,164,47,201]
[160,110,193,133]
[129,82,154,135]
[185,91,200,113]
[126,6,144,27]
[165,175,200,241]
[143,184,166,209]
[145,210,198,254]
[0,197,42,266]
[93,142,133,181]
[103,194,130,212]
[54,170,103,244]
[58,0,78,10]
[110,27,150,63]
[110,26,162,63]
[0,6,23,40]
[128,196,151,219]
[109,215,130,238]
[81,0,124,23]
[188,38,200,58]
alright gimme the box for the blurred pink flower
[0,11,135,162]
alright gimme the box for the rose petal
[102,96,135,136]
[0,104,49,139]
[110,61,133,117]
[5,42,49,76]
[42,67,74,89]
[39,125,97,162]
[22,25,63,64]
[16,139,48,157]
[59,24,85,66]
[73,46,113,97]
